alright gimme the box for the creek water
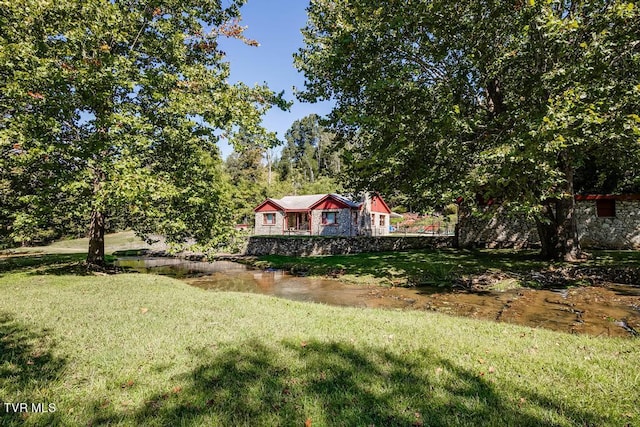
[115,257,640,338]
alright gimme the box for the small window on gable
[321,212,337,225]
[596,199,616,217]
[263,213,276,225]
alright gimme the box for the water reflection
[115,257,640,338]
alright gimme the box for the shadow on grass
[261,248,640,288]
[0,253,88,276]
[0,313,66,426]
[89,339,604,426]
[261,248,548,286]
[0,253,122,277]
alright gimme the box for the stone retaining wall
[459,200,640,249]
[244,235,455,256]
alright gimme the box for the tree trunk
[87,166,107,267]
[536,158,582,261]
[535,204,559,260]
[555,194,581,261]
[87,209,106,266]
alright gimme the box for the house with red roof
[253,193,392,236]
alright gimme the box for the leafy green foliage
[223,114,344,226]
[276,114,343,192]
[0,0,284,262]
[296,0,640,259]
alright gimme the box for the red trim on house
[315,199,348,210]
[254,199,285,212]
[370,194,392,214]
[575,194,640,201]
[309,194,350,211]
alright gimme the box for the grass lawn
[0,231,155,256]
[256,249,640,287]
[1,257,639,426]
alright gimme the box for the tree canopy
[277,114,342,189]
[296,0,640,259]
[223,114,343,227]
[1,0,285,263]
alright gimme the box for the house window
[379,215,386,227]
[596,199,616,217]
[263,213,276,225]
[321,212,338,225]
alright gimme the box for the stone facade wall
[368,213,390,236]
[245,235,454,256]
[254,211,286,236]
[311,209,357,236]
[457,207,539,249]
[254,209,359,237]
[576,201,640,249]
[458,201,640,249]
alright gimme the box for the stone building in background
[253,193,392,237]
[457,194,640,249]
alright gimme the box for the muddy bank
[375,283,640,338]
[116,257,640,338]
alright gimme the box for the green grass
[0,231,154,256]
[1,261,639,426]
[257,249,640,286]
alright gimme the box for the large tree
[225,130,276,225]
[277,114,342,189]
[1,0,284,264]
[296,0,640,260]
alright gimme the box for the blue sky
[217,0,334,158]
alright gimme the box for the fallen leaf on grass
[172,386,182,394]
[121,380,134,388]
[305,418,312,427]
[488,366,495,373]
[140,307,148,314]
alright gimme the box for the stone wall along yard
[244,235,454,257]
